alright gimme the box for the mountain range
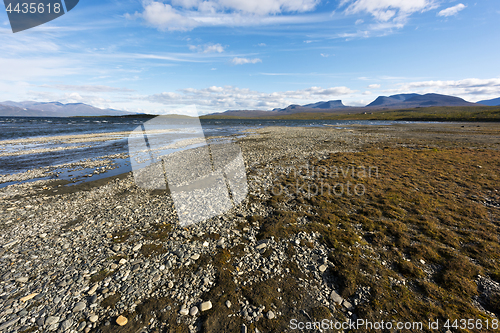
[477,97,500,106]
[211,93,500,117]
[0,93,499,117]
[366,93,477,108]
[0,101,137,117]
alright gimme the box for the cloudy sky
[1,0,499,114]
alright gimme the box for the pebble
[16,276,29,283]
[73,302,86,312]
[267,310,275,320]
[60,319,73,331]
[225,300,232,308]
[179,308,189,316]
[330,290,343,304]
[0,318,19,331]
[89,315,98,323]
[132,243,142,251]
[190,306,199,316]
[255,243,267,251]
[78,321,87,331]
[200,300,212,312]
[88,284,98,295]
[119,258,127,265]
[45,316,60,326]
[20,293,39,302]
[318,264,327,272]
[343,300,354,311]
[116,315,128,326]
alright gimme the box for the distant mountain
[477,97,500,106]
[367,93,476,108]
[302,100,347,109]
[0,103,60,117]
[273,100,348,112]
[0,101,137,117]
[387,93,420,101]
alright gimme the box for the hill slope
[477,97,500,106]
[0,101,136,117]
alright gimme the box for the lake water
[0,116,397,187]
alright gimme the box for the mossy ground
[246,141,499,332]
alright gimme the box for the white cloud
[403,78,500,90]
[189,43,225,53]
[437,3,466,17]
[258,43,267,46]
[168,0,320,15]
[320,53,329,57]
[39,84,135,93]
[231,57,262,65]
[355,19,364,25]
[138,1,199,31]
[388,78,500,102]
[368,84,381,88]
[145,85,357,112]
[0,57,78,82]
[341,0,437,32]
[133,0,322,31]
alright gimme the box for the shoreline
[0,123,499,333]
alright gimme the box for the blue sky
[1,0,499,114]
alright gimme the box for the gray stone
[48,323,59,331]
[342,300,354,311]
[225,300,232,308]
[330,290,343,304]
[189,306,198,316]
[45,316,60,326]
[77,321,86,331]
[60,319,73,331]
[318,264,327,272]
[0,318,19,331]
[36,317,45,326]
[89,314,98,323]
[241,324,247,333]
[73,302,86,312]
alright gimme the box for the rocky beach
[1,123,499,333]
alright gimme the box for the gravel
[0,126,387,332]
